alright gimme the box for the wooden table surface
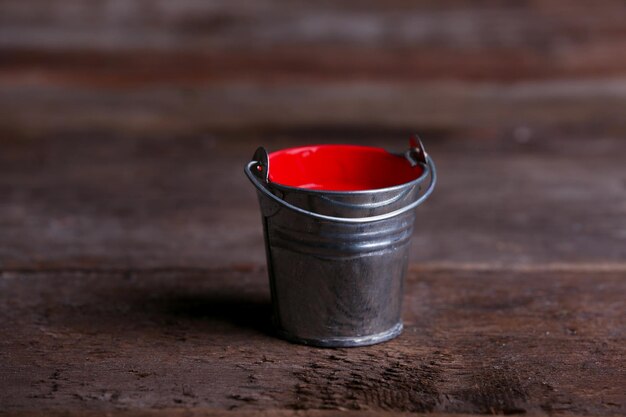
[0,134,624,416]
[1,1,626,415]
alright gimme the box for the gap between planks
[1,262,625,277]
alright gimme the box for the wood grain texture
[1,2,625,414]
[1,0,625,134]
[2,80,626,135]
[0,134,624,270]
[2,0,625,57]
[0,411,516,417]
[0,134,623,415]
[0,267,624,414]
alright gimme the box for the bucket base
[275,322,403,348]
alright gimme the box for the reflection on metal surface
[245,139,436,347]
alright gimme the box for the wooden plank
[1,0,625,135]
[0,411,613,417]
[0,134,624,270]
[2,80,626,135]
[2,43,626,86]
[0,268,624,413]
[0,411,505,417]
[1,0,625,54]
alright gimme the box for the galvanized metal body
[245,139,436,347]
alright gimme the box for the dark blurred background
[1,0,625,137]
[0,0,625,269]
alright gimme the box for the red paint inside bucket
[268,145,424,191]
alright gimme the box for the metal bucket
[245,137,436,347]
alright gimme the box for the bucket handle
[244,139,437,224]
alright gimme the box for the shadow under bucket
[245,137,436,347]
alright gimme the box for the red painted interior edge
[268,144,424,191]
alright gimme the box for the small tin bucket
[244,136,436,347]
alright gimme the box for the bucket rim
[267,144,430,195]
[245,148,436,223]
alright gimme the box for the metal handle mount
[244,137,437,223]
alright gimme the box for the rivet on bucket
[245,136,436,347]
